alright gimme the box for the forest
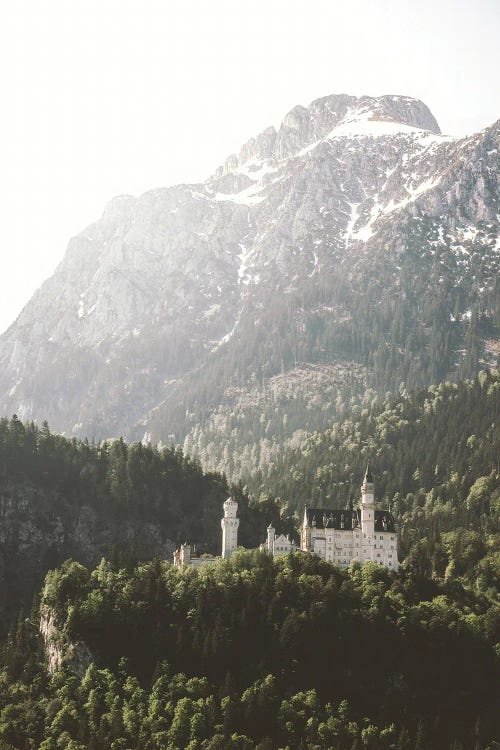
[1,549,498,750]
[246,370,500,582]
[0,371,497,749]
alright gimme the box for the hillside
[0,94,497,454]
[0,551,498,750]
[248,371,500,586]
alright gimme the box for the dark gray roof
[364,464,374,483]
[304,508,396,533]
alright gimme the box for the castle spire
[361,464,375,507]
[361,463,375,548]
[363,463,373,485]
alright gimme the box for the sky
[0,0,499,334]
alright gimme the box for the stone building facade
[300,466,398,569]
[260,524,298,556]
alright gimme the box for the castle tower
[267,523,275,554]
[300,508,311,551]
[361,465,375,556]
[221,497,239,558]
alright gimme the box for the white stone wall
[372,531,398,570]
[189,556,218,567]
[272,534,296,556]
[309,528,360,567]
[302,523,398,570]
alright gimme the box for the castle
[173,466,398,570]
[300,466,398,569]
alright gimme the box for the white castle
[173,466,398,570]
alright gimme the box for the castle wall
[302,525,397,569]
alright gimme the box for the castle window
[389,554,392,558]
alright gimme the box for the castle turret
[361,465,375,554]
[267,523,275,554]
[221,497,239,558]
[173,543,191,566]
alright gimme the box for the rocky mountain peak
[215,94,441,177]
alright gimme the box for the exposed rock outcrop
[39,607,93,676]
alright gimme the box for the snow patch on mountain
[213,307,244,351]
[328,111,428,139]
[213,187,266,206]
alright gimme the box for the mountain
[0,94,498,457]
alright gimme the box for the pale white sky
[1,0,499,334]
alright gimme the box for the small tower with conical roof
[221,497,239,558]
[361,464,375,557]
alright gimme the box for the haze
[1,0,499,335]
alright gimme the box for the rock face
[0,93,498,449]
[39,607,94,676]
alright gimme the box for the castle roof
[304,508,395,533]
[364,464,374,484]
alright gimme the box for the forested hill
[0,418,269,632]
[252,370,499,509]
[1,551,499,749]
[249,371,500,586]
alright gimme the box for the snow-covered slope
[0,93,498,444]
